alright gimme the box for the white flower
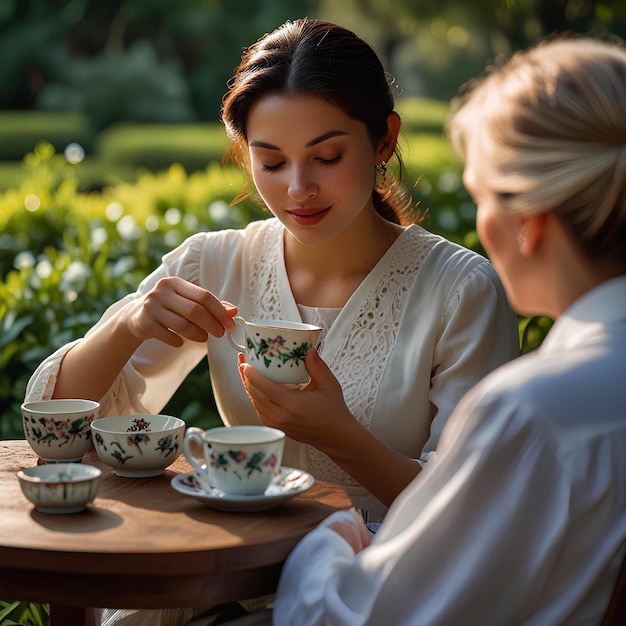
[14,251,36,270]
[208,200,229,223]
[116,215,141,241]
[61,261,91,292]
[64,143,85,164]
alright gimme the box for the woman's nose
[288,168,318,201]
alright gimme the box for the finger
[155,278,237,336]
[361,522,372,548]
[141,294,211,343]
[349,508,372,548]
[302,348,339,392]
[221,301,238,320]
[150,326,186,348]
[237,354,248,388]
[326,520,366,553]
[238,363,286,426]
[240,361,289,400]
[174,284,237,335]
[239,363,278,406]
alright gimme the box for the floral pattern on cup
[210,448,278,481]
[93,431,180,466]
[246,334,313,371]
[23,414,95,449]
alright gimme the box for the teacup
[21,399,100,463]
[227,316,322,384]
[183,425,285,496]
[91,414,185,478]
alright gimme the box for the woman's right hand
[124,277,237,347]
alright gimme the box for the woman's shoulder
[168,217,279,255]
[404,225,488,267]
[157,218,279,282]
[403,224,502,294]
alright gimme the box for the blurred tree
[322,0,626,100]
[0,0,321,127]
[1,0,624,125]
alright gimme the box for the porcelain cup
[21,399,100,463]
[227,316,322,384]
[183,425,285,496]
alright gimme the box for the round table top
[1,439,352,578]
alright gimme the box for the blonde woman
[265,34,626,626]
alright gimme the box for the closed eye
[260,162,285,173]
[318,154,343,166]
[260,154,343,173]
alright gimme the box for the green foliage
[38,41,195,131]
[0,0,322,126]
[0,600,49,626]
[95,123,230,173]
[0,141,265,439]
[0,115,231,191]
[0,111,93,160]
[396,97,450,133]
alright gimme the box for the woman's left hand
[325,508,371,553]
[238,348,355,449]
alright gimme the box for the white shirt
[25,218,519,521]
[273,276,626,625]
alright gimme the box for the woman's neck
[284,213,404,308]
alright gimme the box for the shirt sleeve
[273,390,569,626]
[422,261,520,458]
[25,233,210,416]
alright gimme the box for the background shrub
[0,142,266,438]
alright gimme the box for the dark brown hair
[221,18,414,225]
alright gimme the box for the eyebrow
[249,129,348,150]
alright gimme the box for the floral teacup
[183,425,285,496]
[21,399,100,463]
[91,414,185,478]
[227,317,322,384]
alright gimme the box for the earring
[376,160,387,186]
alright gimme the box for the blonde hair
[447,35,626,267]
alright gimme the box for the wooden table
[0,439,351,625]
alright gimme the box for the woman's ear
[378,112,401,162]
[517,213,548,257]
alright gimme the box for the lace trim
[308,228,439,487]
[249,222,440,489]
[249,220,285,319]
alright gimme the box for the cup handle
[227,315,246,352]
[183,427,208,477]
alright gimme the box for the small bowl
[91,414,185,478]
[21,399,100,463]
[17,463,102,514]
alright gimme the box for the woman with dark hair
[27,23,517,624]
[28,16,517,524]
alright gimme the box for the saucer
[170,467,314,512]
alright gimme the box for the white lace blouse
[26,218,519,521]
